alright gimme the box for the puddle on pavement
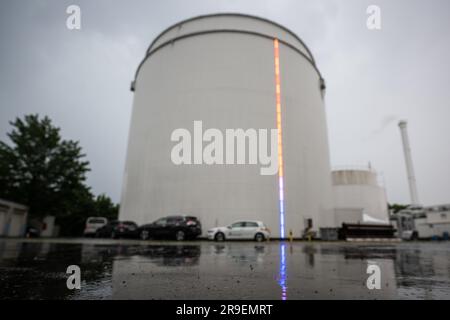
[0,240,449,299]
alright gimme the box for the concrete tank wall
[119,14,334,238]
[332,169,389,224]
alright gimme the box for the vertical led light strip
[273,39,285,239]
[279,243,287,300]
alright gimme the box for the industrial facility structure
[332,168,389,226]
[389,121,449,240]
[119,14,390,239]
[391,204,450,240]
[120,13,335,238]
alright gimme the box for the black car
[138,216,202,241]
[95,220,138,239]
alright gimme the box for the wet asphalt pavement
[0,238,449,300]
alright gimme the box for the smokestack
[398,120,420,205]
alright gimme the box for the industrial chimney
[398,120,420,205]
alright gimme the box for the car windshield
[88,218,106,224]
[154,219,167,226]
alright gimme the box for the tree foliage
[0,114,118,235]
[388,203,409,214]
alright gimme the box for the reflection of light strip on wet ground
[273,38,285,239]
[278,242,287,300]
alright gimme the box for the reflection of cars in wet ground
[2,239,450,299]
[141,245,201,266]
[95,221,138,239]
[207,221,270,242]
[86,244,201,267]
[138,216,202,241]
[210,243,268,264]
[84,217,108,237]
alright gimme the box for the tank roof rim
[132,29,324,91]
[146,12,316,65]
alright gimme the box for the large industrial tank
[119,13,334,238]
[332,168,389,225]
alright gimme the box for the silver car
[207,221,270,242]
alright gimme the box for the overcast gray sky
[1,0,449,206]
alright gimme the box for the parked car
[26,225,41,238]
[84,217,108,237]
[138,216,202,241]
[95,220,138,239]
[25,219,43,238]
[207,221,270,242]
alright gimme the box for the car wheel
[215,232,225,242]
[255,233,265,242]
[175,230,185,241]
[140,230,149,240]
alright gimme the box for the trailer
[339,223,396,240]
[392,204,450,240]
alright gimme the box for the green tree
[56,193,119,236]
[1,114,120,236]
[92,194,120,220]
[389,203,409,214]
[0,114,90,219]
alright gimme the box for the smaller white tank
[332,168,389,225]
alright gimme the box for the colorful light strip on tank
[273,39,285,239]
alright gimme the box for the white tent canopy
[363,213,389,225]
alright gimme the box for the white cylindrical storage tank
[332,168,389,224]
[119,13,334,238]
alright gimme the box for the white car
[84,217,108,237]
[208,221,270,242]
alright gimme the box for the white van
[84,217,108,237]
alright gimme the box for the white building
[393,204,450,239]
[0,199,28,237]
